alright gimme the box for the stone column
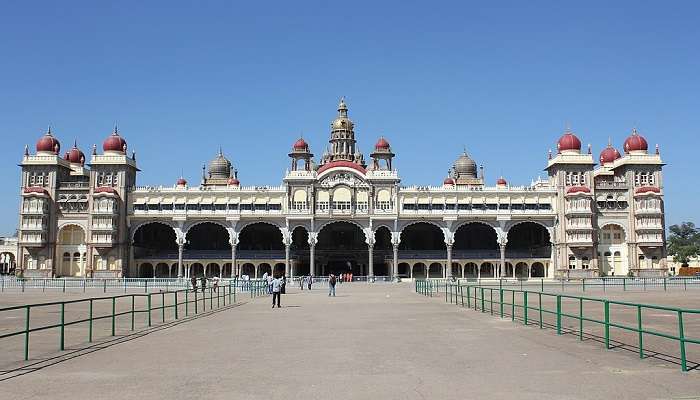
[285,244,291,277]
[368,244,374,278]
[446,245,453,278]
[499,243,506,279]
[308,232,318,277]
[177,243,184,278]
[391,231,401,281]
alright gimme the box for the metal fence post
[538,292,543,329]
[556,295,562,335]
[637,305,643,359]
[112,297,116,336]
[104,279,107,293]
[131,295,135,331]
[60,303,65,350]
[186,289,189,316]
[678,310,687,372]
[161,292,166,323]
[147,294,152,327]
[499,288,504,318]
[541,278,544,292]
[24,306,30,360]
[582,278,585,292]
[523,291,528,325]
[145,279,148,294]
[579,297,583,341]
[604,300,610,349]
[480,287,485,312]
[663,277,667,291]
[174,291,179,320]
[623,279,626,291]
[466,286,471,308]
[194,290,198,314]
[89,299,94,342]
[511,290,515,321]
[63,278,66,293]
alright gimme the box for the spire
[607,137,612,147]
[113,123,118,135]
[24,144,29,156]
[73,139,78,148]
[47,125,52,135]
[338,96,348,117]
[587,144,592,154]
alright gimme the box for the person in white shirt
[271,276,283,308]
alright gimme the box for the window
[568,256,576,269]
[268,203,281,211]
[332,201,351,211]
[254,204,267,211]
[582,257,590,269]
[240,203,253,211]
[457,204,471,211]
[402,203,416,211]
[186,204,199,211]
[215,204,227,211]
[499,204,509,210]
[430,204,443,211]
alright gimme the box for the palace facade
[17,99,667,279]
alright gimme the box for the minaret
[327,97,360,163]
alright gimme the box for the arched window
[582,257,590,269]
[568,255,576,269]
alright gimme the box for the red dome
[65,142,85,165]
[566,186,591,194]
[103,127,127,153]
[176,177,187,186]
[375,137,390,150]
[623,128,648,153]
[293,138,308,151]
[599,145,621,164]
[36,128,60,154]
[317,160,367,175]
[227,177,240,185]
[443,177,455,185]
[557,131,582,153]
[496,177,507,186]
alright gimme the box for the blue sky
[1,1,698,235]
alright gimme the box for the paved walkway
[1,284,699,399]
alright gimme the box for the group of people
[190,275,220,293]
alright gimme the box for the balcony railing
[595,181,628,190]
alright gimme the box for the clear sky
[1,0,698,235]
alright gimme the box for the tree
[667,222,700,267]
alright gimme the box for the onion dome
[496,176,507,186]
[557,129,582,153]
[227,177,240,186]
[176,177,187,186]
[103,126,127,153]
[375,137,390,150]
[443,177,455,185]
[293,138,309,151]
[453,151,477,178]
[623,128,648,153]
[599,141,621,164]
[64,141,85,165]
[208,149,232,179]
[36,127,60,154]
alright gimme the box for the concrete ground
[1,283,699,400]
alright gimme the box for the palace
[16,99,667,280]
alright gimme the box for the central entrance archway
[317,222,366,275]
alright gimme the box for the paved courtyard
[1,283,699,400]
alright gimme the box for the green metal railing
[416,280,699,372]
[0,282,244,364]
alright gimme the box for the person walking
[266,273,273,295]
[307,275,312,290]
[281,275,286,294]
[299,275,304,290]
[190,276,198,292]
[328,273,336,297]
[271,275,283,308]
[200,276,207,293]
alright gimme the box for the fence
[0,279,271,365]
[420,276,700,293]
[415,280,700,372]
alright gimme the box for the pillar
[310,245,316,277]
[477,265,481,279]
[446,245,453,278]
[285,244,291,277]
[528,264,532,279]
[231,246,237,277]
[392,244,399,279]
[177,244,184,278]
[499,244,506,279]
[368,244,374,278]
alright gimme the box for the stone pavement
[1,283,699,400]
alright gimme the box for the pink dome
[496,177,507,186]
[228,177,240,185]
[375,137,390,150]
[103,127,127,153]
[176,177,187,186]
[624,128,648,153]
[557,131,582,153]
[443,177,455,185]
[599,144,622,164]
[36,128,60,154]
[65,142,85,165]
[293,138,308,151]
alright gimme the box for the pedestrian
[281,275,286,294]
[267,273,273,294]
[200,276,207,293]
[190,276,197,292]
[212,276,220,292]
[271,275,283,308]
[307,275,313,290]
[328,273,336,297]
[299,275,304,290]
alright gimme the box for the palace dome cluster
[16,99,666,280]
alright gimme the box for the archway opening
[506,222,550,258]
[291,226,310,276]
[57,225,86,277]
[139,263,154,278]
[186,223,231,253]
[399,223,445,252]
[155,262,170,278]
[515,262,528,278]
[398,262,410,277]
[374,226,392,276]
[133,223,176,258]
[453,223,499,259]
[464,262,478,279]
[428,262,443,278]
[531,262,545,278]
[241,263,255,278]
[480,262,494,278]
[317,222,366,275]
[238,223,284,251]
[189,263,204,278]
[412,262,427,279]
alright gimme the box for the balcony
[59,181,90,189]
[595,181,628,190]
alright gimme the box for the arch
[377,189,391,202]
[398,262,410,277]
[184,220,231,237]
[58,224,86,245]
[241,263,255,277]
[258,263,272,276]
[155,262,170,278]
[190,263,204,278]
[273,263,286,277]
[531,262,545,278]
[505,220,551,234]
[412,262,427,279]
[317,220,367,242]
[222,263,233,278]
[515,262,528,278]
[131,220,177,242]
[453,222,499,257]
[599,223,627,243]
[139,263,154,278]
[451,262,462,277]
[238,222,284,251]
[506,221,551,258]
[206,263,220,278]
[398,220,445,235]
[503,261,514,277]
[464,262,478,278]
[186,222,231,251]
[480,262,494,277]
[133,222,177,258]
[238,220,284,236]
[332,186,352,202]
[399,222,445,251]
[428,262,443,278]
[293,189,307,203]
